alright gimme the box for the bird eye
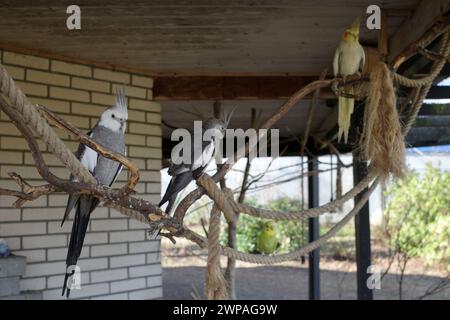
[112,114,115,118]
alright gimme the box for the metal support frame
[352,146,374,300]
[307,154,320,300]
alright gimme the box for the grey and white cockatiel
[61,89,128,297]
[333,17,365,143]
[156,110,234,237]
[158,112,234,215]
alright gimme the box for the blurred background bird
[257,221,280,254]
[333,17,365,143]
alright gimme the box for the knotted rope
[205,203,229,299]
[198,167,375,220]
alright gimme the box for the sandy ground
[161,237,450,300]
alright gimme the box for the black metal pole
[353,147,374,300]
[308,154,320,300]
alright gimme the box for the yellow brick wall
[0,50,162,300]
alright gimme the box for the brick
[48,247,89,261]
[128,218,148,230]
[4,65,25,80]
[129,265,161,278]
[22,207,64,221]
[3,52,49,70]
[0,222,46,236]
[146,253,161,264]
[0,122,20,136]
[0,151,22,164]
[50,87,89,102]
[47,221,72,234]
[70,283,110,299]
[132,75,153,88]
[24,261,66,277]
[91,293,128,300]
[94,68,130,84]
[92,92,115,106]
[24,152,64,167]
[15,81,48,97]
[27,69,70,86]
[128,110,146,122]
[0,208,21,221]
[48,194,69,207]
[90,207,109,219]
[129,123,161,137]
[146,160,161,170]
[1,165,40,179]
[20,277,46,291]
[90,219,127,231]
[139,171,160,182]
[71,102,104,117]
[146,112,161,124]
[14,249,46,262]
[129,146,162,159]
[46,272,89,289]
[83,232,108,245]
[19,196,47,208]
[109,230,146,243]
[109,208,128,219]
[0,137,30,152]
[129,287,161,300]
[110,277,146,293]
[128,241,160,254]
[91,243,127,257]
[77,257,108,271]
[90,268,128,283]
[146,275,162,288]
[125,134,146,146]
[146,136,162,148]
[29,97,70,114]
[23,234,66,249]
[146,182,161,193]
[51,60,92,77]
[110,254,145,268]
[112,84,146,99]
[59,114,90,129]
[129,99,160,112]
[147,89,153,100]
[72,77,110,93]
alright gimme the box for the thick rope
[205,204,229,299]
[198,168,375,221]
[188,178,378,264]
[392,32,450,88]
[0,64,95,184]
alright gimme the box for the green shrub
[384,164,450,269]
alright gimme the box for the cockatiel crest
[333,17,365,143]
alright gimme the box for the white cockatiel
[61,89,128,297]
[333,17,365,143]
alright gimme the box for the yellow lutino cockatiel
[333,18,365,143]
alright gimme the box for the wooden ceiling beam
[388,0,450,68]
[153,76,336,100]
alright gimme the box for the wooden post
[308,153,320,300]
[353,150,374,300]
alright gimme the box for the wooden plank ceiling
[0,0,418,75]
[2,0,449,151]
